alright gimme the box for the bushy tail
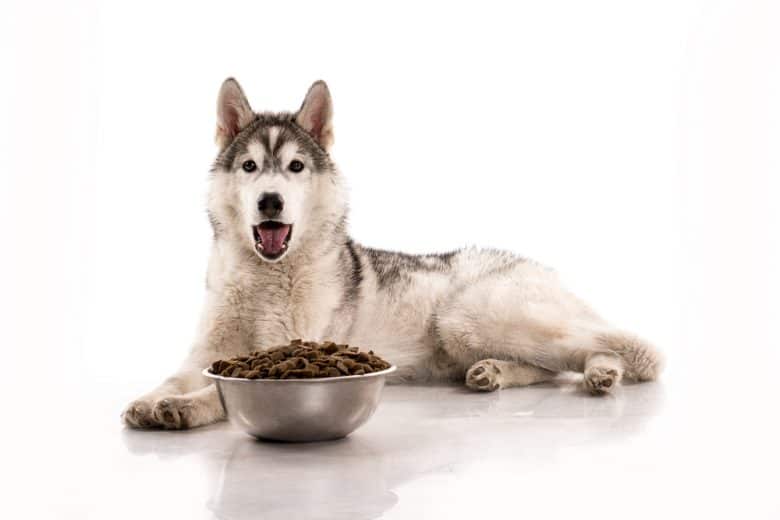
[595,331,664,381]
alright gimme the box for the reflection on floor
[121,379,669,519]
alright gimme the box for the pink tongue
[258,225,291,255]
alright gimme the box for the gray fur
[343,239,364,301]
[213,113,332,173]
[362,248,459,290]
[206,210,222,240]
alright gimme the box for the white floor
[11,353,778,520]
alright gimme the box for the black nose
[258,192,284,218]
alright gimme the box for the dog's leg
[465,359,556,391]
[123,275,256,429]
[434,272,663,394]
[440,315,661,395]
[121,349,219,429]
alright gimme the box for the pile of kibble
[209,339,392,379]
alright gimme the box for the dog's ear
[216,78,254,149]
[295,81,333,150]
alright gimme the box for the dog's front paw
[465,360,502,392]
[584,366,622,395]
[122,399,159,429]
[152,397,195,430]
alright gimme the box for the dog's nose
[258,192,284,218]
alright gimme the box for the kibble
[209,340,392,379]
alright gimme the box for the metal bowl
[203,366,396,442]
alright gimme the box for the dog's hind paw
[465,359,502,392]
[584,366,621,395]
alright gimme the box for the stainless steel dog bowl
[203,366,396,442]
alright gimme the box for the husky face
[208,80,345,263]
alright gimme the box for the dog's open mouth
[253,221,293,260]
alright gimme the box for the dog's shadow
[121,379,665,520]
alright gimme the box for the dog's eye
[288,160,304,173]
[242,160,257,173]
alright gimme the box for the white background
[1,1,779,518]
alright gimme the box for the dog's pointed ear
[216,78,254,149]
[295,80,333,150]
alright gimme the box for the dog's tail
[594,330,664,381]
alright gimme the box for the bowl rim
[202,364,397,383]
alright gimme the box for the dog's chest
[247,260,345,345]
[287,272,344,341]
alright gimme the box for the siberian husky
[123,79,663,429]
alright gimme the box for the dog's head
[208,79,346,263]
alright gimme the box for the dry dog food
[209,339,392,379]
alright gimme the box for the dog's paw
[465,360,503,392]
[584,366,622,395]
[122,399,159,429]
[152,397,195,430]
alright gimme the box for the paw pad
[465,360,502,392]
[585,367,620,395]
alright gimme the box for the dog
[122,79,663,429]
